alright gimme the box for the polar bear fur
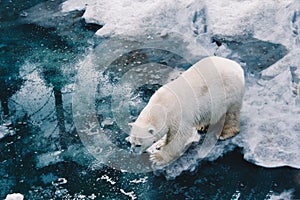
[126,56,245,166]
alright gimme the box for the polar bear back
[150,56,245,127]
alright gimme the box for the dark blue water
[0,1,299,199]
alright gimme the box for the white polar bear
[126,56,245,166]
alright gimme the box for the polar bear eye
[135,144,142,148]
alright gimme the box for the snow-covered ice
[268,189,295,200]
[5,193,24,200]
[62,0,299,48]
[0,124,11,140]
[62,0,200,37]
[233,67,300,168]
[62,0,300,177]
[120,189,137,200]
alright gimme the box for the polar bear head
[126,103,168,154]
[126,122,157,155]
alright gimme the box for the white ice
[0,124,10,140]
[269,189,295,200]
[233,67,300,168]
[5,193,24,200]
[61,0,300,177]
[120,189,137,200]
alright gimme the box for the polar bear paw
[150,152,168,166]
[219,125,240,140]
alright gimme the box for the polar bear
[126,56,245,166]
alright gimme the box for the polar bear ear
[148,128,155,135]
[128,122,134,128]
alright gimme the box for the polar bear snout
[126,137,141,154]
[127,134,156,155]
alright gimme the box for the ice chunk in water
[5,193,24,200]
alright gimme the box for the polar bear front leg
[150,137,185,166]
[150,128,200,166]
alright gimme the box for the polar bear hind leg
[219,105,241,140]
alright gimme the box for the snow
[206,0,297,49]
[268,189,295,200]
[5,193,24,200]
[62,0,299,48]
[62,0,300,176]
[120,189,137,200]
[52,178,68,186]
[62,0,198,37]
[129,176,148,184]
[98,175,116,185]
[0,107,14,140]
[0,125,10,139]
[231,190,241,200]
[233,67,300,168]
[261,47,300,79]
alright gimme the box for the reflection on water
[0,0,299,199]
[0,1,97,197]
